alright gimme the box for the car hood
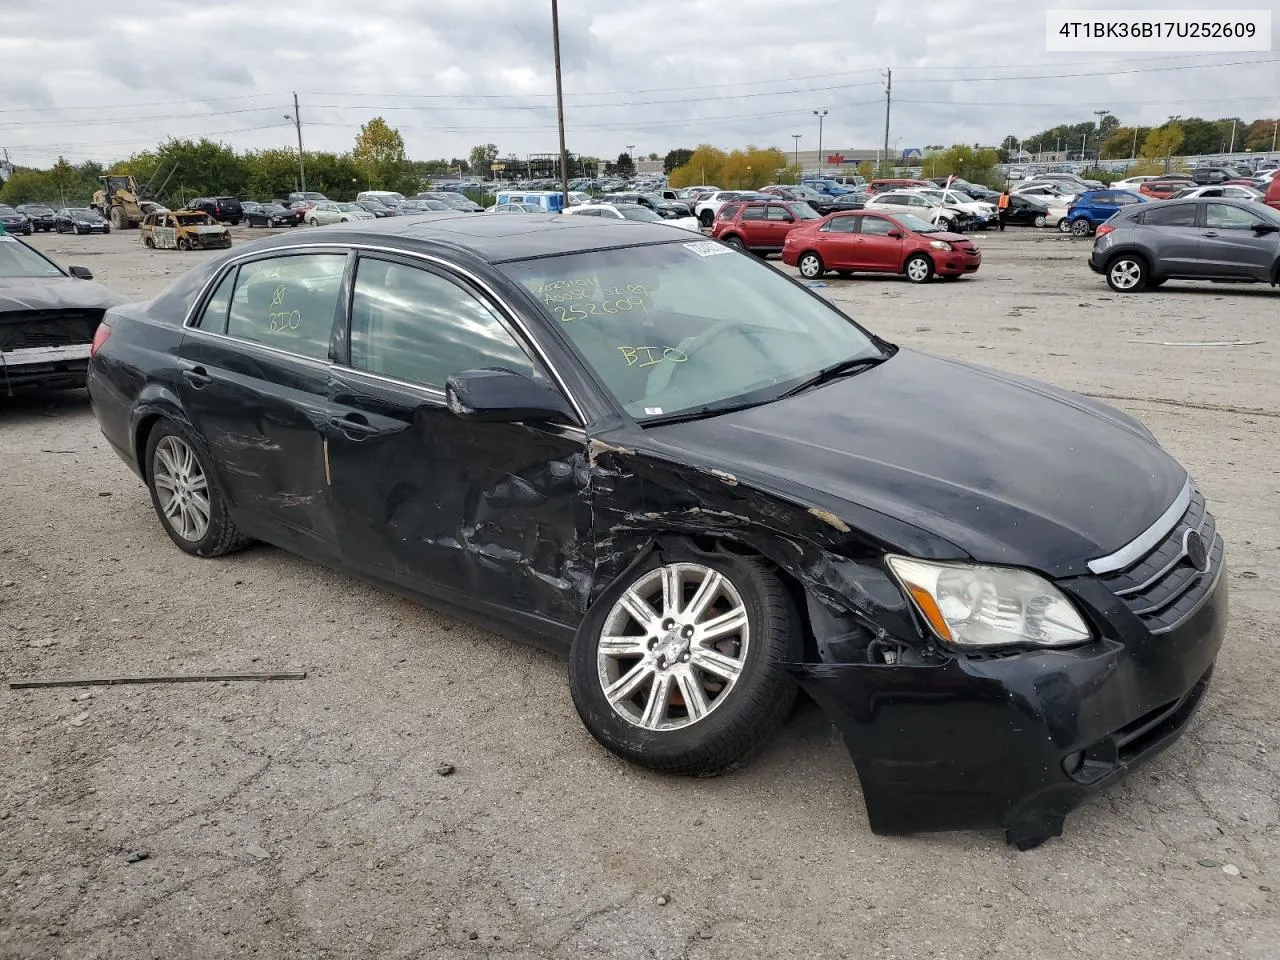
[645,350,1185,578]
[0,275,128,312]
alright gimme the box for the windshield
[176,213,214,224]
[70,208,101,218]
[619,206,664,222]
[943,191,975,203]
[0,236,65,278]
[337,203,361,212]
[499,241,882,422]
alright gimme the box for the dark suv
[1191,165,1244,186]
[1089,197,1280,292]
[186,197,244,225]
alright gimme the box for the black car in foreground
[0,205,34,235]
[15,204,57,232]
[54,208,110,234]
[1,234,126,390]
[244,202,304,228]
[87,216,1226,849]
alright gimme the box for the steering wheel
[643,316,740,399]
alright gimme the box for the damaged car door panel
[87,219,1227,850]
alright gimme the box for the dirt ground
[2,225,1278,960]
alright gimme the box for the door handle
[1202,231,1219,237]
[182,366,212,388]
[328,414,380,439]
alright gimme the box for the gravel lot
[3,225,1278,960]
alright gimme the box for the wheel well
[902,251,933,270]
[799,248,821,263]
[134,414,164,479]
[1105,248,1151,274]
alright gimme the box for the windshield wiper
[641,396,779,427]
[778,355,888,399]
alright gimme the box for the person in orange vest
[997,188,1010,231]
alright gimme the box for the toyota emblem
[1183,529,1210,573]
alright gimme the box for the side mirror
[445,368,576,425]
[1254,223,1279,235]
[68,266,94,280]
[886,230,904,239]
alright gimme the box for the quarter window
[224,253,346,360]
[348,257,535,388]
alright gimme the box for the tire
[904,253,935,283]
[178,237,191,250]
[568,546,800,777]
[723,235,745,251]
[103,226,111,235]
[144,236,155,248]
[938,217,954,232]
[307,217,317,226]
[1070,218,1093,237]
[1106,254,1149,293]
[699,211,714,227]
[1058,218,1072,234]
[797,251,824,279]
[144,420,250,558]
[110,207,127,230]
[1033,215,1047,228]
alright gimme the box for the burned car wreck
[86,214,1226,849]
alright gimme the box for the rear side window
[741,206,767,221]
[225,253,347,360]
[1142,204,1197,227]
[197,268,239,334]
[820,216,858,233]
[348,257,534,389]
[719,203,743,220]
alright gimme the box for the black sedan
[356,200,398,218]
[54,208,110,234]
[808,192,869,215]
[87,216,1225,850]
[15,204,57,232]
[245,202,304,228]
[1,233,126,390]
[1,205,34,235]
[1001,193,1055,227]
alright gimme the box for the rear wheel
[1058,218,1072,234]
[723,235,745,251]
[569,548,800,776]
[904,253,935,283]
[797,251,824,279]
[1033,214,1047,228]
[1106,255,1148,292]
[145,421,250,558]
[1070,217,1093,237]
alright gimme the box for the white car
[1169,184,1264,201]
[862,190,965,231]
[1012,181,1079,201]
[305,202,376,226]
[564,202,700,232]
[1110,175,1160,191]
[694,191,763,227]
[567,191,593,206]
[911,188,997,220]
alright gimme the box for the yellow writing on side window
[617,346,688,368]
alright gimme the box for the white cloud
[0,0,1275,166]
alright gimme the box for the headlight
[929,240,953,251]
[885,557,1091,649]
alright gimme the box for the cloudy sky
[1,0,1277,168]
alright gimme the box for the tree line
[1005,114,1278,161]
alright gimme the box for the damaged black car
[86,215,1226,849]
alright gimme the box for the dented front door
[321,252,594,628]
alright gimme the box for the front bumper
[789,569,1226,847]
[936,252,982,275]
[0,344,91,390]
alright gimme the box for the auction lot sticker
[1045,9,1272,50]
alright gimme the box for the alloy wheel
[597,562,750,732]
[152,435,211,542]
[1034,215,1046,228]
[1071,218,1092,237]
[1108,258,1144,291]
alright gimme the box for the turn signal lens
[90,322,112,357]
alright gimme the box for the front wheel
[1106,255,1148,292]
[699,211,714,227]
[1070,218,1093,237]
[145,421,250,557]
[177,237,191,250]
[938,217,954,232]
[569,548,800,776]
[904,253,935,283]
[797,251,824,279]
[144,236,155,248]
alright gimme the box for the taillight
[90,322,111,357]
[1095,225,1115,238]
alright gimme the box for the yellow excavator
[92,174,146,230]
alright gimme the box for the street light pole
[813,109,828,178]
[792,134,801,172]
[285,92,307,193]
[551,0,570,209]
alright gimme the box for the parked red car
[710,200,823,255]
[781,210,982,283]
[1264,176,1280,211]
[1139,176,1193,199]
[866,178,931,194]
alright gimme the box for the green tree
[1101,126,1149,159]
[1141,124,1185,165]
[615,152,635,178]
[1243,118,1279,152]
[353,117,407,189]
[663,148,694,175]
[468,143,500,178]
[667,144,724,187]
[922,145,1002,189]
[1098,113,1121,137]
[1000,135,1019,152]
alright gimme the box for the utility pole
[1228,118,1237,154]
[285,93,307,194]
[1092,109,1109,165]
[551,0,570,208]
[792,134,801,171]
[1273,121,1278,152]
[813,110,827,177]
[882,68,892,172]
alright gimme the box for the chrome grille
[1096,487,1224,635]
